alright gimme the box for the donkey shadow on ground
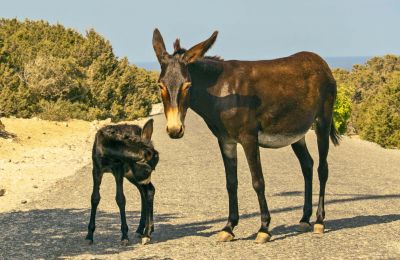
[1,193,400,258]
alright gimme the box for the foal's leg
[113,167,129,245]
[86,163,103,244]
[291,137,314,231]
[241,135,271,243]
[127,178,155,245]
[132,182,146,236]
[141,182,155,245]
[216,138,239,242]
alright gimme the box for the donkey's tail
[330,119,341,146]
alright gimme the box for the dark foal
[86,119,159,245]
[152,29,340,243]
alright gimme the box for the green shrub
[333,56,400,148]
[333,83,352,134]
[353,72,400,148]
[0,18,160,122]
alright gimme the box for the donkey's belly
[258,131,307,148]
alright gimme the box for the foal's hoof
[134,232,142,239]
[121,239,129,246]
[216,231,234,242]
[141,237,151,245]
[255,232,271,244]
[297,222,311,232]
[313,223,325,234]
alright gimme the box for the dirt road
[1,111,400,259]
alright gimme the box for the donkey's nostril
[178,126,183,134]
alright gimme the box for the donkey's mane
[172,38,223,62]
[203,55,224,61]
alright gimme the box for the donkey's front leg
[241,135,271,243]
[216,138,238,242]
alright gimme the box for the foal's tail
[330,119,341,146]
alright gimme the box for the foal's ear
[141,119,154,141]
[153,28,168,63]
[184,31,218,63]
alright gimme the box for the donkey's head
[152,29,218,139]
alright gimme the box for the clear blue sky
[1,0,399,63]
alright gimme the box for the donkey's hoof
[134,232,142,239]
[121,239,129,246]
[255,232,271,244]
[141,237,151,245]
[313,223,325,234]
[86,239,93,245]
[216,231,234,242]
[297,222,311,232]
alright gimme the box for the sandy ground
[0,117,96,212]
[1,111,400,259]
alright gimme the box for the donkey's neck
[186,59,226,136]
[188,59,223,114]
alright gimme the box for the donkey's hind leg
[86,163,103,244]
[113,166,129,245]
[291,137,314,232]
[314,96,335,234]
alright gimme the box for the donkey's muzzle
[166,125,184,139]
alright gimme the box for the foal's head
[152,29,218,139]
[98,119,159,182]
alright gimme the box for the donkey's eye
[158,82,166,90]
[182,82,192,91]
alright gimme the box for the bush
[333,56,400,148]
[0,18,160,122]
[353,72,400,148]
[333,83,352,134]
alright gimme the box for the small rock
[27,136,31,139]
[21,200,28,204]
[42,132,46,135]
[8,159,11,162]
[33,185,38,189]
[0,189,6,196]
[64,123,69,127]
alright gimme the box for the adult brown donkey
[152,29,340,243]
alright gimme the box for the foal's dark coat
[86,119,159,245]
[153,29,340,242]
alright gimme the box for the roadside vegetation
[0,18,160,122]
[0,19,398,148]
[332,55,400,148]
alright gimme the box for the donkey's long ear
[141,119,154,141]
[153,28,167,63]
[184,31,218,63]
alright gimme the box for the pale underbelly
[258,131,307,148]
